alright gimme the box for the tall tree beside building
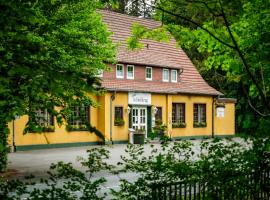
[110,0,155,18]
[148,0,270,135]
[0,0,115,171]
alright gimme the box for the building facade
[8,10,236,151]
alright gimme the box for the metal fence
[150,170,270,200]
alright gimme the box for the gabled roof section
[98,9,222,96]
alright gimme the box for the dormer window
[127,65,134,79]
[163,69,169,82]
[116,64,124,79]
[171,70,177,83]
[145,67,152,80]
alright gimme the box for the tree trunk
[0,120,9,172]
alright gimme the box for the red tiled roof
[98,10,222,96]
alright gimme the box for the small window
[114,106,124,126]
[194,104,206,127]
[171,70,177,83]
[68,105,90,130]
[116,64,124,78]
[172,103,185,128]
[145,67,152,80]
[127,65,134,79]
[29,109,54,132]
[155,107,162,124]
[163,69,169,82]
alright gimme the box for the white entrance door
[132,107,147,137]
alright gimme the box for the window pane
[155,107,162,124]
[70,105,90,127]
[33,109,54,127]
[115,107,123,119]
[146,67,152,79]
[171,70,177,82]
[172,103,185,124]
[194,104,198,124]
[193,104,206,125]
[127,66,134,79]
[163,69,169,81]
[116,65,123,78]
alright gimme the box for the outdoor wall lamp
[153,106,158,114]
[127,106,131,114]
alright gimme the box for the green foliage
[113,137,270,198]
[0,124,9,172]
[114,118,125,126]
[0,147,111,199]
[156,0,270,136]
[127,24,170,50]
[172,122,186,128]
[0,0,116,170]
[0,138,269,198]
[127,0,270,136]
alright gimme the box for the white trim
[126,65,134,79]
[162,69,169,82]
[145,67,152,81]
[116,64,124,79]
[171,70,177,83]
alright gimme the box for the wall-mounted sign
[216,107,225,118]
[128,92,151,105]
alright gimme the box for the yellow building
[8,10,236,151]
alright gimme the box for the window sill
[68,129,89,132]
[66,125,89,132]
[29,126,55,133]
[193,123,207,128]
[172,123,186,128]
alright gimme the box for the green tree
[128,0,270,135]
[0,0,116,171]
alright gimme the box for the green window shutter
[129,106,132,128]
[147,106,152,135]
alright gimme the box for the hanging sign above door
[128,92,151,105]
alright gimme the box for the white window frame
[116,64,124,79]
[163,69,169,82]
[126,65,134,79]
[171,70,177,83]
[145,67,152,81]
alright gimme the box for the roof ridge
[97,9,160,25]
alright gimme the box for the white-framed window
[163,69,169,82]
[171,70,177,82]
[96,69,103,77]
[127,65,134,79]
[145,67,152,80]
[116,64,124,79]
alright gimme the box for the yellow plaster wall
[170,95,213,137]
[97,93,111,141]
[214,103,235,135]
[151,94,168,124]
[8,93,236,148]
[9,96,101,147]
[111,92,129,141]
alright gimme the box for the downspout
[12,119,16,152]
[110,91,116,143]
[212,96,216,138]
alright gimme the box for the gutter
[110,91,116,143]
[12,119,16,152]
[212,96,217,138]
